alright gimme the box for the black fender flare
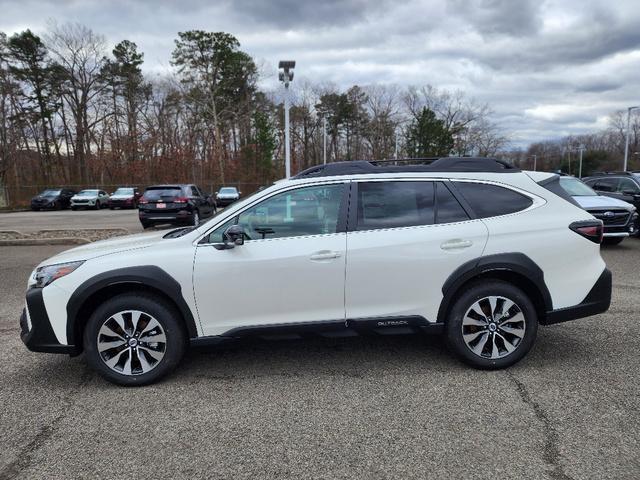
[437,253,553,323]
[66,265,199,345]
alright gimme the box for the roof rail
[588,171,636,176]
[292,157,520,179]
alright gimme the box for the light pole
[323,115,327,165]
[578,145,585,179]
[624,106,639,171]
[395,129,399,160]
[278,60,295,178]
[532,154,537,171]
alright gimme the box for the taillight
[569,220,604,244]
[174,197,188,204]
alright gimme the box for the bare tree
[46,22,107,182]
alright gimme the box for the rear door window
[453,182,533,218]
[435,182,469,224]
[356,181,435,230]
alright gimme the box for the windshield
[142,187,182,200]
[77,190,99,197]
[559,177,597,196]
[113,188,134,195]
[199,187,272,228]
[219,187,238,194]
[40,190,61,197]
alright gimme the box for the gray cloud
[447,0,542,37]
[0,0,638,148]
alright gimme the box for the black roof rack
[588,171,637,176]
[293,157,520,179]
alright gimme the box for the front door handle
[441,239,473,251]
[310,250,342,261]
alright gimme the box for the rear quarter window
[453,182,533,218]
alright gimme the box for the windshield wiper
[163,227,196,239]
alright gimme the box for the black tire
[140,220,152,229]
[71,206,77,211]
[83,293,186,386]
[446,280,538,369]
[109,206,115,210]
[31,207,39,211]
[602,237,624,246]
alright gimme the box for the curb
[0,228,131,246]
[0,237,91,246]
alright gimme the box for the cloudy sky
[1,0,638,148]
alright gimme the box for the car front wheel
[446,280,538,369]
[83,293,186,386]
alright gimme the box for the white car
[215,186,241,207]
[20,158,612,385]
[559,176,638,245]
[70,189,110,210]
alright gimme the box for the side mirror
[213,225,245,250]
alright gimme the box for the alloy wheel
[96,310,167,375]
[461,296,526,359]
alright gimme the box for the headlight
[34,261,84,288]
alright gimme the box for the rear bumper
[543,268,612,325]
[20,288,78,355]
[139,209,194,223]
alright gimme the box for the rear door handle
[310,250,342,261]
[441,239,473,250]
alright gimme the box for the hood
[110,195,134,200]
[37,229,170,267]
[572,195,635,210]
[72,194,98,200]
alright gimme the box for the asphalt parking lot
[0,236,639,479]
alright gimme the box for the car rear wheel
[446,280,538,369]
[83,293,186,386]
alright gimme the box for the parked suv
[138,184,215,229]
[30,189,76,210]
[215,186,241,207]
[20,158,611,385]
[583,172,640,211]
[559,176,638,245]
[70,189,110,210]
[109,187,141,209]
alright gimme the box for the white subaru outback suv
[20,158,612,385]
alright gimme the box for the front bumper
[543,268,612,325]
[31,201,55,209]
[109,198,135,208]
[71,200,96,207]
[215,197,238,207]
[20,288,78,355]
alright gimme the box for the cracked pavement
[1,241,639,480]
